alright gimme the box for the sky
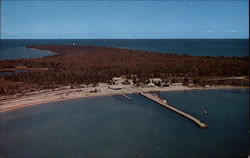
[1,0,249,39]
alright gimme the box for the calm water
[0,70,31,76]
[1,39,249,60]
[1,89,249,158]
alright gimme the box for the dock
[121,94,132,100]
[107,90,132,100]
[140,92,207,128]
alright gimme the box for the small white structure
[112,77,122,81]
[72,42,75,47]
[205,85,210,88]
[149,78,162,83]
[147,83,155,87]
[128,79,133,85]
[172,83,182,86]
[112,77,124,85]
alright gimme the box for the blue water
[0,70,31,76]
[1,89,249,158]
[1,39,249,60]
[0,41,54,60]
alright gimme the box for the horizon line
[1,38,249,40]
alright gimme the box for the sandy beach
[0,84,247,113]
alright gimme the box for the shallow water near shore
[1,89,249,158]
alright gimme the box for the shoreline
[26,47,58,55]
[0,85,248,113]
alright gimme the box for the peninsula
[0,45,249,112]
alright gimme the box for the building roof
[112,77,123,80]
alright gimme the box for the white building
[172,83,182,86]
[112,77,124,85]
[149,78,162,83]
[147,83,155,87]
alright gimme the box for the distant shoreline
[0,85,248,113]
[27,47,58,55]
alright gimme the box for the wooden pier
[140,92,207,128]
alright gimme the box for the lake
[1,89,249,158]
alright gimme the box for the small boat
[203,110,208,114]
